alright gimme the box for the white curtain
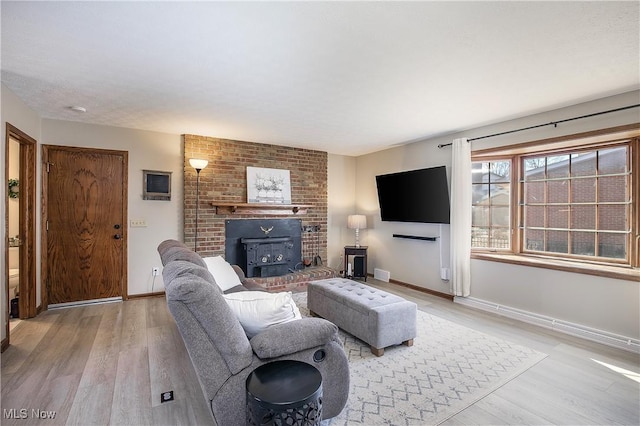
[450,138,471,297]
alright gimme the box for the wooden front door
[44,146,127,305]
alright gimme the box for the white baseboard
[454,296,640,354]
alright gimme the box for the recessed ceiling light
[69,106,87,113]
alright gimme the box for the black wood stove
[225,219,303,278]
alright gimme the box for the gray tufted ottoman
[307,278,417,356]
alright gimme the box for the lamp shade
[347,214,367,230]
[189,158,209,170]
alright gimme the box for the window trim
[471,158,513,251]
[519,142,631,264]
[471,123,640,281]
[471,251,639,281]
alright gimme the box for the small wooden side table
[344,245,368,281]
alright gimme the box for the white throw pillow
[223,291,302,338]
[202,256,242,292]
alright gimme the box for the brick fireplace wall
[183,134,328,263]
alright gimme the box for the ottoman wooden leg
[371,346,384,357]
[403,339,414,347]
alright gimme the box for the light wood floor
[368,280,640,426]
[1,280,639,425]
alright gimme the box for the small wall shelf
[211,202,313,215]
[393,234,438,241]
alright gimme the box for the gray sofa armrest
[241,278,264,291]
[231,264,246,281]
[223,284,249,294]
[230,265,263,291]
[250,318,339,359]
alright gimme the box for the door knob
[114,224,121,229]
[114,234,121,240]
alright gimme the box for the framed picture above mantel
[247,166,292,204]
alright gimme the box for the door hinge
[45,162,54,172]
[46,220,49,231]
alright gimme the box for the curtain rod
[437,104,640,148]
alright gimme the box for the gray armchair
[158,241,349,425]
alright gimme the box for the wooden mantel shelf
[211,202,313,215]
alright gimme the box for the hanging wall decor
[8,178,19,198]
[247,166,291,204]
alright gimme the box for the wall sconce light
[189,158,209,252]
[347,214,367,248]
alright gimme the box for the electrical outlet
[152,267,160,276]
[160,391,174,403]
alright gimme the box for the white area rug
[292,292,547,425]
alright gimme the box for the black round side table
[246,360,323,426]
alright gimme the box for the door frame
[3,124,37,350]
[41,145,128,309]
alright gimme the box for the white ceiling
[2,1,639,156]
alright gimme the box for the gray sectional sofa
[157,240,349,425]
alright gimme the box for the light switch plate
[130,219,147,227]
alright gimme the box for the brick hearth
[247,266,339,292]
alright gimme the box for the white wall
[327,154,357,270]
[41,120,183,296]
[353,90,640,340]
[355,139,454,293]
[1,83,42,343]
[469,260,639,339]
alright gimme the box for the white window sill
[471,252,640,282]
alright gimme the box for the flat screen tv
[376,165,450,224]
